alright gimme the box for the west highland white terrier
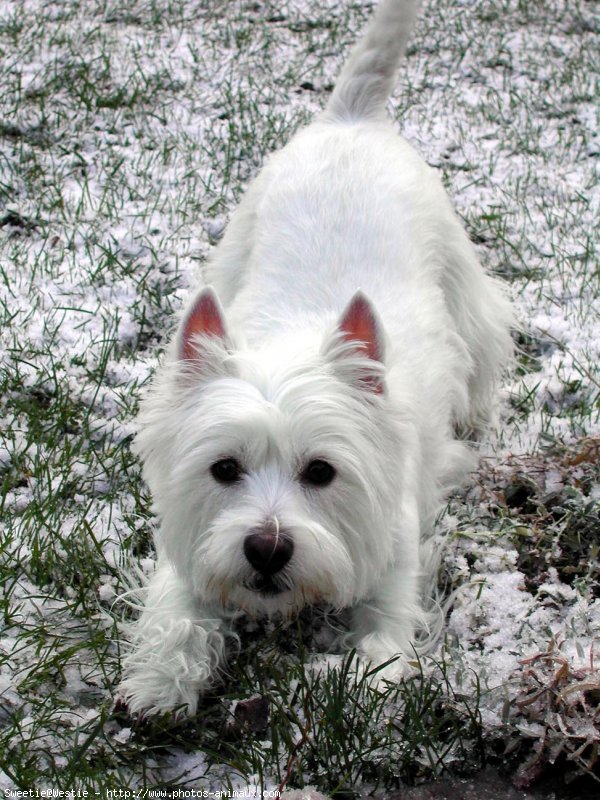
[117,0,512,716]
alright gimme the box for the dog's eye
[210,458,243,484]
[301,459,336,487]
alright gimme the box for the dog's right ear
[176,286,229,368]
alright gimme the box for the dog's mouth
[244,574,288,597]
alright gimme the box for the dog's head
[135,287,406,616]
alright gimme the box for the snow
[0,0,598,792]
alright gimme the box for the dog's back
[206,0,423,314]
[206,0,512,434]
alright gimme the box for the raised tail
[324,0,420,122]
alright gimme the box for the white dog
[117,0,512,716]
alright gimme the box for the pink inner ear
[338,291,385,394]
[179,288,227,362]
[339,291,384,363]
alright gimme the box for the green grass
[1,0,598,793]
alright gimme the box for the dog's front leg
[351,495,423,681]
[117,560,226,718]
[351,561,423,680]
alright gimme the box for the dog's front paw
[116,663,205,719]
[354,633,416,687]
[111,697,152,727]
[117,616,226,718]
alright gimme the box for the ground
[0,0,598,795]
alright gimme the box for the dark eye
[301,459,336,487]
[210,458,243,484]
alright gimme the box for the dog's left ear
[330,290,386,395]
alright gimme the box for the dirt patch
[380,766,598,799]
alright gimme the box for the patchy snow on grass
[0,0,598,792]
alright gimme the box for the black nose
[244,525,293,576]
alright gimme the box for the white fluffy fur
[117,0,512,717]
